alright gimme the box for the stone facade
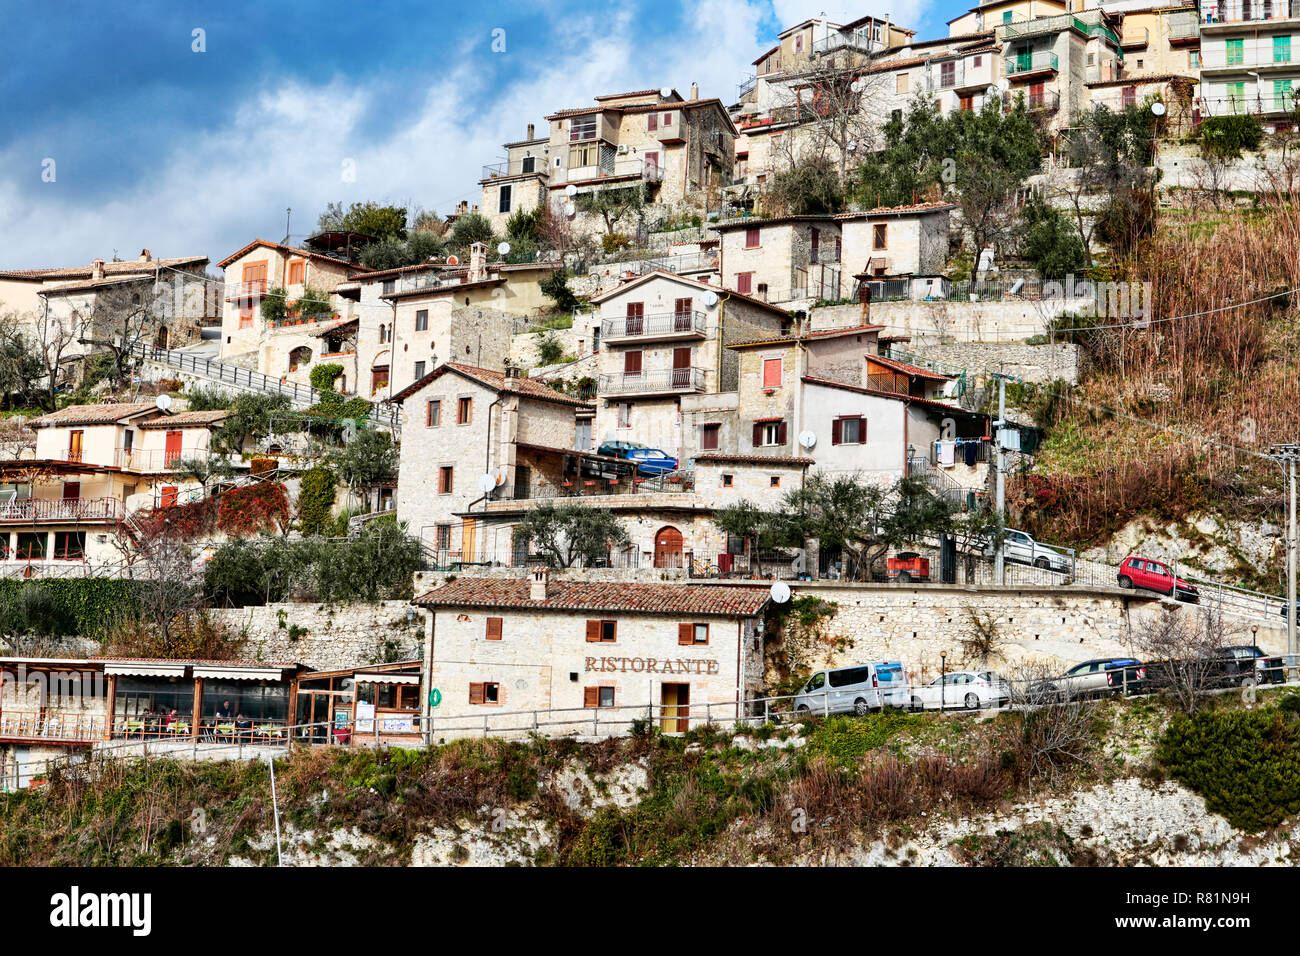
[920,340,1081,385]
[835,204,952,297]
[715,216,842,306]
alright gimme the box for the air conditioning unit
[617,144,630,154]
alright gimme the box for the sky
[0,0,970,271]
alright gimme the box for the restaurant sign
[585,656,720,676]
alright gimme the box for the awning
[103,663,187,678]
[353,673,420,685]
[192,665,287,681]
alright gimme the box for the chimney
[91,258,105,280]
[468,242,487,282]
[504,363,521,379]
[690,82,699,101]
[530,566,549,601]
[139,248,152,262]
[527,122,535,140]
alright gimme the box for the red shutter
[586,620,601,642]
[777,421,788,445]
[678,622,694,645]
[583,687,599,708]
[858,417,867,443]
[832,418,843,445]
[486,617,503,640]
[624,351,642,374]
[469,683,484,705]
[752,422,763,447]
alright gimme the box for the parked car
[908,671,1011,711]
[596,441,677,475]
[887,553,930,583]
[1146,645,1285,690]
[1280,602,1300,623]
[1116,556,1199,602]
[1029,657,1148,701]
[984,528,1071,573]
[793,661,909,716]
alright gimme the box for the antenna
[283,207,292,244]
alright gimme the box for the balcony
[115,448,188,472]
[225,279,267,302]
[566,156,664,186]
[927,63,966,91]
[1200,45,1298,69]
[480,160,548,181]
[1004,13,1121,47]
[1199,91,1295,115]
[1006,52,1060,79]
[601,310,708,343]
[1006,88,1062,112]
[0,496,124,524]
[811,29,882,57]
[1121,27,1150,49]
[598,367,708,397]
[737,74,756,99]
[1169,17,1202,44]
[1201,1,1300,26]
[0,711,106,744]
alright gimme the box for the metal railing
[737,73,756,98]
[927,63,965,90]
[1007,89,1061,112]
[114,448,186,472]
[480,160,548,180]
[224,280,266,301]
[0,711,107,742]
[598,367,707,394]
[600,310,707,339]
[1006,51,1059,75]
[1198,93,1294,115]
[0,496,124,523]
[1202,0,1300,24]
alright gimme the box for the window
[438,466,454,494]
[1276,35,1292,64]
[624,350,643,376]
[569,115,597,141]
[585,619,617,643]
[16,532,45,560]
[382,279,395,295]
[648,113,658,131]
[241,260,267,292]
[498,184,512,213]
[701,423,720,450]
[1227,81,1245,108]
[413,360,426,380]
[426,399,441,427]
[53,531,85,561]
[678,623,709,646]
[435,524,451,549]
[744,227,760,248]
[415,309,428,332]
[673,297,693,329]
[287,259,305,285]
[371,365,389,394]
[873,223,887,249]
[584,686,616,708]
[1226,37,1244,66]
[762,357,783,388]
[238,305,253,329]
[973,55,982,67]
[1276,78,1294,110]
[896,73,909,94]
[468,682,500,705]
[959,93,974,111]
[940,61,955,87]
[1190,50,1200,68]
[833,415,866,445]
[457,396,472,424]
[617,403,633,428]
[570,143,598,167]
[721,473,734,487]
[770,475,781,487]
[754,420,786,446]
[662,112,672,125]
[485,617,503,641]
[736,272,753,294]
[521,155,536,174]
[1002,10,1012,22]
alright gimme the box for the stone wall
[210,600,427,671]
[920,341,1082,384]
[812,297,1094,345]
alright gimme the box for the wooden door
[654,526,683,568]
[671,347,691,388]
[625,302,644,336]
[661,683,690,733]
[164,430,183,467]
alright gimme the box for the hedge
[0,579,144,639]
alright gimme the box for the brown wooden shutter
[583,687,599,708]
[858,417,867,442]
[586,620,601,642]
[831,418,843,445]
[486,617,503,640]
[624,351,642,374]
[469,683,484,705]
[752,422,763,447]
[678,622,694,645]
[777,421,788,445]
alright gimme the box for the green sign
[429,688,442,708]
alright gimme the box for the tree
[776,57,891,182]
[316,201,408,242]
[0,313,45,407]
[310,362,344,392]
[711,500,795,576]
[1018,192,1088,281]
[298,464,337,535]
[211,392,292,454]
[536,332,566,366]
[449,212,497,250]
[512,501,630,568]
[765,156,844,216]
[539,270,579,313]
[1132,605,1246,713]
[30,306,80,412]
[852,97,957,209]
[293,284,333,319]
[330,428,397,511]
[1059,105,1157,261]
[575,183,647,237]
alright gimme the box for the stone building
[478,122,553,236]
[835,202,954,297]
[714,215,842,307]
[412,571,771,734]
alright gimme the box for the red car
[1117,556,1199,602]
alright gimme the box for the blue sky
[0,0,969,271]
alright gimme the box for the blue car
[626,446,678,475]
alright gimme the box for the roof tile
[413,577,771,617]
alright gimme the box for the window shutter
[624,351,642,374]
[678,622,694,645]
[777,421,788,445]
[752,422,763,447]
[469,683,484,705]
[486,617,503,641]
[858,417,867,442]
[586,620,601,642]
[832,418,843,445]
[584,687,599,708]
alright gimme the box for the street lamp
[940,651,947,710]
[1267,443,1300,676]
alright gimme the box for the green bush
[298,465,337,536]
[1157,708,1300,831]
[1199,114,1263,160]
[310,363,344,392]
[0,580,143,639]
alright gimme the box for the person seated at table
[235,713,252,737]
[164,709,178,733]
[141,707,158,737]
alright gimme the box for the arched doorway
[154,326,169,349]
[653,526,683,569]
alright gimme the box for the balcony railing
[738,73,756,98]
[1006,89,1062,112]
[0,711,106,742]
[0,496,125,524]
[1006,52,1059,76]
[1004,13,1121,47]
[503,468,697,503]
[567,157,664,185]
[1199,92,1295,115]
[225,279,267,301]
[811,29,881,57]
[598,367,707,395]
[115,448,187,472]
[601,310,707,340]
[480,160,548,180]
[1202,0,1300,24]
[928,63,966,90]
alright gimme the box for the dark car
[1281,602,1300,622]
[596,441,677,475]
[1215,645,1286,685]
[1146,645,1286,690]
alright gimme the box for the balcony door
[164,430,183,467]
[62,482,80,501]
[673,297,693,332]
[625,302,644,336]
[68,429,83,463]
[671,348,691,388]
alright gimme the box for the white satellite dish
[1150,101,1167,117]
[660,87,673,98]
[497,241,511,255]
[798,430,817,450]
[702,290,719,307]
[565,184,578,198]
[770,581,792,604]
[155,394,173,412]
[564,202,577,218]
[477,473,496,494]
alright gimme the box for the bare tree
[1012,661,1100,788]
[29,306,81,411]
[771,56,890,183]
[1131,605,1246,713]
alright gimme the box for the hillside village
[2,0,1300,872]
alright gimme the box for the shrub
[298,466,337,536]
[0,580,143,639]
[536,332,566,366]
[539,270,579,313]
[216,482,290,536]
[1199,114,1263,161]
[310,363,344,392]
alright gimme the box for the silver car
[986,528,1071,573]
[793,661,909,716]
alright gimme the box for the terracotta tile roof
[588,270,792,319]
[712,214,837,231]
[867,354,953,380]
[729,323,883,349]
[802,376,986,417]
[28,402,160,429]
[413,577,771,617]
[90,656,299,667]
[136,410,229,429]
[835,202,955,220]
[595,88,668,101]
[215,239,366,272]
[0,256,207,282]
[37,275,154,294]
[694,453,815,466]
[1087,73,1186,89]
[389,362,588,407]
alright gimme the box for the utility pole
[994,375,1007,585]
[1269,444,1300,677]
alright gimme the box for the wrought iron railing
[598,367,707,394]
[600,310,707,339]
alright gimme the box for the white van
[793,661,910,716]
